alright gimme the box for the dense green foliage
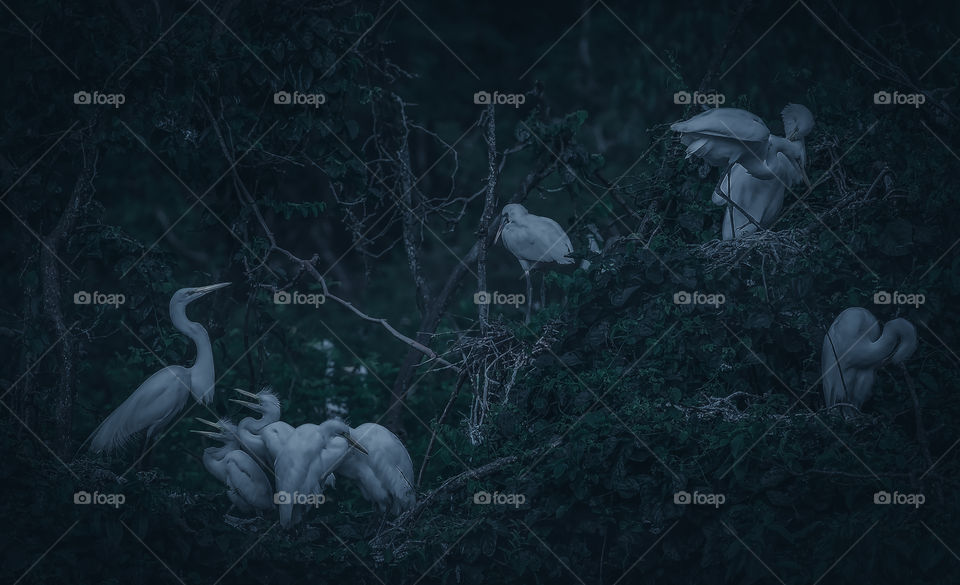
[2,0,959,583]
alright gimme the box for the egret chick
[193,418,274,513]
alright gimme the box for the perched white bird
[89,283,231,454]
[495,203,574,321]
[671,106,811,187]
[275,420,367,528]
[316,422,416,517]
[192,418,274,513]
[822,307,918,417]
[711,104,815,239]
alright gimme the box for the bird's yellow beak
[229,398,260,409]
[494,219,506,244]
[341,432,369,455]
[195,417,221,428]
[233,388,260,399]
[195,282,231,297]
[190,429,221,438]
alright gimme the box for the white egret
[671,106,811,190]
[316,422,416,517]
[822,307,918,417]
[230,389,335,486]
[495,203,574,322]
[89,283,231,454]
[192,417,274,513]
[710,104,815,239]
[275,420,367,528]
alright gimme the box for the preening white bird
[822,307,918,417]
[495,203,574,322]
[275,420,367,529]
[710,104,815,239]
[192,418,274,513]
[671,105,812,187]
[316,422,416,517]
[89,283,231,454]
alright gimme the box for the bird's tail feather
[88,396,145,454]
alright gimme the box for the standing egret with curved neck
[821,307,918,417]
[89,282,230,454]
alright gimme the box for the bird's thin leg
[138,433,153,469]
[539,272,546,310]
[725,165,736,240]
[524,271,532,324]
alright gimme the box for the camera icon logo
[673,291,692,305]
[473,91,491,105]
[874,490,891,504]
[473,291,491,305]
[274,291,292,304]
[473,491,492,504]
[673,91,692,105]
[74,291,92,304]
[873,91,892,105]
[74,91,91,105]
[673,490,691,504]
[74,490,92,504]
[274,91,291,105]
[274,491,291,504]
[873,291,892,304]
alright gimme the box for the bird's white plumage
[499,204,574,272]
[320,422,416,516]
[821,307,918,417]
[88,283,230,454]
[199,420,274,513]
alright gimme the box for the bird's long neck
[171,303,215,403]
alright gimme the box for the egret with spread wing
[89,283,230,454]
[710,104,815,239]
[495,203,574,322]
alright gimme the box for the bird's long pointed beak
[341,432,369,455]
[229,398,260,409]
[233,388,259,399]
[195,417,221,428]
[494,220,506,244]
[195,282,231,297]
[190,430,221,438]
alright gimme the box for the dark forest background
[1,0,959,583]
